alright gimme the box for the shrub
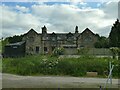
[110,47,119,59]
[2,55,119,77]
[52,47,65,57]
[77,47,89,55]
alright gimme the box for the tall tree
[109,19,120,59]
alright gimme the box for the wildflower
[55,61,58,64]
[49,67,52,69]
[49,62,52,65]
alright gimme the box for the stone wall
[87,48,112,56]
[63,48,112,56]
[64,48,77,55]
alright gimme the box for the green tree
[8,35,23,43]
[1,34,23,53]
[1,37,9,53]
[109,19,120,59]
[52,47,65,57]
[94,36,109,48]
[110,47,119,59]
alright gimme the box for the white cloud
[1,2,118,38]
[16,5,29,13]
[101,2,118,19]
[31,3,117,35]
[1,5,42,38]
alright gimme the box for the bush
[110,47,119,59]
[2,55,119,77]
[52,47,65,57]
[77,47,89,55]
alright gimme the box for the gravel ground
[2,73,119,89]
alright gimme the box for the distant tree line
[6,35,23,43]
[1,35,23,53]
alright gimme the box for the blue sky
[1,1,119,38]
[1,2,104,14]
[2,2,103,8]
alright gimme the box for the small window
[44,47,47,52]
[36,46,39,53]
[46,37,49,39]
[57,37,61,40]
[52,37,55,41]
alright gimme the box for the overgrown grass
[0,41,2,72]
[0,59,2,72]
[0,41,2,53]
[2,55,119,77]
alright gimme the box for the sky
[0,0,119,38]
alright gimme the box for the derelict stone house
[22,26,98,55]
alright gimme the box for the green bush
[2,55,119,77]
[52,47,65,57]
[77,47,89,55]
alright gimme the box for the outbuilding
[4,41,26,57]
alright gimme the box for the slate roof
[23,27,95,41]
[81,28,95,35]
[6,41,25,46]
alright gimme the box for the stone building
[22,26,98,55]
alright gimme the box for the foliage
[52,47,65,57]
[1,38,9,53]
[110,47,119,59]
[77,47,89,55]
[110,47,119,55]
[109,19,120,59]
[2,55,119,77]
[8,35,23,43]
[94,36,109,48]
[0,61,1,72]
[109,19,120,47]
[0,41,2,53]
[1,35,23,53]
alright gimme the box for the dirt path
[2,73,119,88]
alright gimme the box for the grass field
[0,42,1,53]
[2,55,119,77]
